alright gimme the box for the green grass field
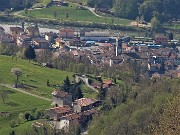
[0,86,51,135]
[0,55,98,134]
[36,0,51,5]
[21,3,131,25]
[66,0,89,5]
[164,24,180,30]
[0,55,74,98]
[0,55,97,99]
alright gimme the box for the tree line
[88,0,180,22]
[88,77,180,135]
[0,0,36,11]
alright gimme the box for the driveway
[0,83,51,101]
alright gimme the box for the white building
[80,31,109,42]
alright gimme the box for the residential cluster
[0,24,179,79]
[46,90,100,131]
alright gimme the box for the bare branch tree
[11,68,23,88]
[0,86,8,103]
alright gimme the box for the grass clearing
[164,23,180,30]
[0,55,74,98]
[66,0,89,5]
[81,84,97,98]
[21,4,131,25]
[36,0,51,5]
[0,86,51,135]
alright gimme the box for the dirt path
[0,83,51,101]
[75,75,99,93]
[83,6,102,18]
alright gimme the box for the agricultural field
[0,55,98,134]
[36,0,51,5]
[0,55,97,99]
[66,0,89,5]
[20,3,131,25]
[0,87,51,135]
[164,23,180,30]
[0,55,73,98]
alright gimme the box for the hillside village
[0,23,180,133]
[0,23,180,79]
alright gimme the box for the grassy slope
[0,55,97,98]
[21,4,131,25]
[0,87,51,135]
[0,55,73,98]
[0,55,98,134]
[66,0,89,5]
[37,0,51,5]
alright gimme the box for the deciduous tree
[11,68,23,88]
[0,88,8,103]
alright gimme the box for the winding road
[0,83,51,101]
[83,6,102,18]
[75,75,99,93]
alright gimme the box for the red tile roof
[74,98,98,107]
[103,43,113,47]
[49,105,72,114]
[18,35,31,40]
[122,44,128,49]
[26,26,39,32]
[10,27,23,32]
[64,113,80,120]
[103,80,112,85]
[59,28,74,33]
[82,109,98,116]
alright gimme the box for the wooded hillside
[88,0,180,21]
[0,0,36,10]
[88,78,180,135]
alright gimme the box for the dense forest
[88,0,180,21]
[88,77,180,135]
[0,0,35,11]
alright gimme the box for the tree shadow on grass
[6,102,20,107]
[30,80,37,82]
[6,90,16,94]
[32,63,41,67]
[24,84,38,88]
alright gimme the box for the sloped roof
[74,98,98,107]
[82,109,98,116]
[52,90,69,98]
[18,35,31,40]
[59,28,74,33]
[85,31,109,37]
[64,113,80,120]
[0,26,5,31]
[26,26,39,32]
[10,27,23,32]
[103,80,112,85]
[48,105,72,114]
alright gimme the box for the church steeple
[115,36,122,56]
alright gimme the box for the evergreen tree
[24,45,36,63]
[168,32,173,40]
[97,85,105,100]
[62,76,71,92]
[73,86,83,100]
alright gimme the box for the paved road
[83,6,102,18]
[75,75,99,93]
[0,83,51,101]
